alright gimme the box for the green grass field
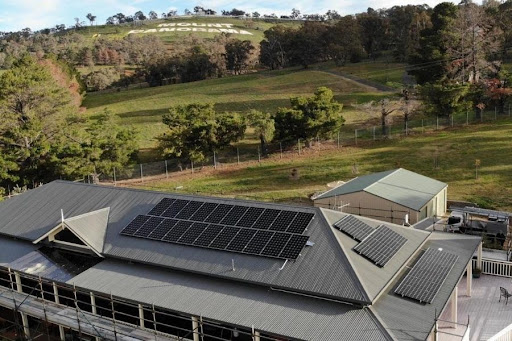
[83,67,390,159]
[72,17,300,45]
[128,120,512,211]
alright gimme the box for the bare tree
[86,13,96,26]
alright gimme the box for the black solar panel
[190,202,218,222]
[279,235,309,259]
[178,222,208,244]
[254,209,280,229]
[148,219,178,240]
[205,204,233,223]
[262,232,291,257]
[121,198,315,260]
[120,215,150,236]
[334,215,374,241]
[148,198,175,216]
[395,248,458,304]
[236,207,264,228]
[221,205,248,226]
[243,230,274,254]
[134,217,165,237]
[162,220,193,242]
[353,225,407,267]
[162,199,189,218]
[175,201,203,220]
[226,229,257,251]
[270,211,297,232]
[193,224,224,247]
[287,212,314,234]
[209,226,240,249]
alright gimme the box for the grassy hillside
[83,67,391,156]
[127,120,512,211]
[73,17,300,45]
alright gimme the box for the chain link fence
[95,106,512,185]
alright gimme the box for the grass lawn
[128,120,512,211]
[83,68,390,158]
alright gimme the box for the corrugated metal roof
[0,237,38,267]
[68,259,392,341]
[322,209,430,301]
[371,233,481,341]
[64,207,110,255]
[315,169,447,211]
[0,181,370,305]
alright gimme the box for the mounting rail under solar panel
[353,225,407,267]
[395,247,458,304]
[333,215,374,242]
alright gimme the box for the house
[0,181,480,340]
[313,168,448,225]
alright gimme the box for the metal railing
[472,258,512,278]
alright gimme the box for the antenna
[279,259,288,271]
[61,209,65,225]
[231,259,235,271]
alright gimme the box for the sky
[0,0,457,32]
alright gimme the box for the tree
[260,26,292,70]
[159,103,246,162]
[225,39,254,75]
[420,81,472,119]
[134,11,147,21]
[248,110,275,155]
[288,22,328,68]
[53,109,138,182]
[184,9,192,15]
[252,12,261,18]
[291,9,301,19]
[0,56,79,185]
[86,13,97,26]
[409,3,458,84]
[445,2,503,84]
[148,11,158,20]
[274,87,344,144]
[326,16,365,65]
[357,8,389,60]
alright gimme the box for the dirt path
[317,69,397,92]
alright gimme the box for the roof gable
[64,207,110,255]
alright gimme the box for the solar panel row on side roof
[333,215,374,242]
[120,214,309,260]
[353,225,407,267]
[394,247,458,304]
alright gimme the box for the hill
[83,64,394,160]
[125,120,512,212]
[72,17,301,45]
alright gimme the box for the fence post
[355,129,357,145]
[422,119,424,134]
[373,126,376,140]
[237,148,240,165]
[495,106,497,120]
[297,139,301,155]
[165,160,168,179]
[257,147,261,163]
[509,104,511,117]
[405,121,408,136]
[213,151,217,169]
[337,132,340,149]
[436,116,439,130]
[140,164,143,183]
[451,115,454,127]
[280,142,283,159]
[113,167,117,186]
[191,161,194,173]
[466,110,469,125]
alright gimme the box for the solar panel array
[395,247,459,303]
[353,225,407,267]
[120,198,314,260]
[333,215,374,242]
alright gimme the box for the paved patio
[439,274,512,340]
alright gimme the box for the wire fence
[94,106,512,186]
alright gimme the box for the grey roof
[315,168,448,211]
[0,181,370,305]
[68,259,391,341]
[321,209,430,301]
[371,232,481,340]
[0,237,38,267]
